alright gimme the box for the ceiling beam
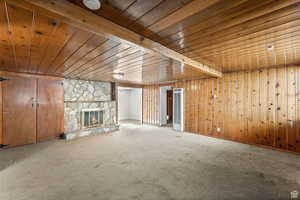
[7,0,222,78]
[148,0,223,33]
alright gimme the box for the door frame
[173,88,184,132]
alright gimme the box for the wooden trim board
[0,71,64,80]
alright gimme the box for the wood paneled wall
[143,67,300,154]
[0,82,2,145]
[142,85,161,125]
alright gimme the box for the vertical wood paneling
[199,80,204,134]
[267,68,276,147]
[191,80,196,133]
[156,85,159,124]
[0,82,2,145]
[223,74,230,139]
[287,65,296,151]
[143,87,147,123]
[149,86,152,124]
[237,72,244,142]
[247,71,253,143]
[229,73,236,140]
[217,78,224,137]
[186,81,190,132]
[143,67,300,154]
[252,70,260,144]
[142,85,161,125]
[144,87,146,123]
[212,78,218,136]
[147,86,150,124]
[260,69,268,145]
[243,71,249,141]
[207,79,213,135]
[203,80,209,135]
[195,80,199,134]
[296,66,300,152]
[276,66,287,149]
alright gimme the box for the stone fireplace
[63,79,118,140]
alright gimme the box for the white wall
[118,89,131,121]
[129,88,142,120]
[118,87,142,121]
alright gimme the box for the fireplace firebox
[81,108,103,129]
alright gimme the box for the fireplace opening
[81,109,103,129]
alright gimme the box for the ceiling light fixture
[83,0,101,10]
[267,45,274,51]
[112,72,125,79]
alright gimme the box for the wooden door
[37,79,64,142]
[2,76,37,147]
[167,90,173,123]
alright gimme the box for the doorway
[166,90,173,126]
[118,87,142,125]
[159,86,173,126]
[173,88,184,132]
[160,86,184,131]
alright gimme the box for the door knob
[30,98,37,107]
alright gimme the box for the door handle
[30,98,38,108]
[32,102,40,108]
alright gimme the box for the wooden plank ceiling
[1,0,300,84]
[68,0,300,72]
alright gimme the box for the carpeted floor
[0,121,300,200]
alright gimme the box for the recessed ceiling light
[267,45,274,51]
[83,0,101,10]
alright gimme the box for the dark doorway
[166,90,173,124]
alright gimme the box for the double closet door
[1,75,64,148]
